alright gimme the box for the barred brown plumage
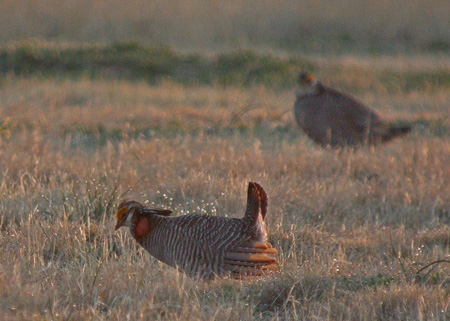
[294,71,411,147]
[115,182,279,280]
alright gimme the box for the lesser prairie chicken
[115,182,278,280]
[294,71,411,147]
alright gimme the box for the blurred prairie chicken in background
[294,71,411,147]
[115,182,278,280]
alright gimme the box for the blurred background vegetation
[1,40,449,90]
[1,0,449,55]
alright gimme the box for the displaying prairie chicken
[294,71,411,147]
[115,182,278,280]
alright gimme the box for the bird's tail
[244,182,268,225]
[224,182,277,277]
[385,123,411,141]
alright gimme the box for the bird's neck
[131,215,169,261]
[296,81,323,97]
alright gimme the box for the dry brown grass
[1,57,450,320]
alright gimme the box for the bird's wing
[326,88,382,134]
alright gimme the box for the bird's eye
[116,206,129,221]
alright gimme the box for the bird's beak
[115,207,129,231]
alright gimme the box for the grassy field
[1,52,450,320]
[1,0,449,54]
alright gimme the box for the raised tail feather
[244,182,268,225]
[256,183,268,220]
[226,185,278,276]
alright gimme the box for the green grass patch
[0,40,314,88]
[381,70,450,93]
[2,40,449,92]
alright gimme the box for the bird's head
[298,71,316,86]
[296,71,320,97]
[115,200,142,231]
